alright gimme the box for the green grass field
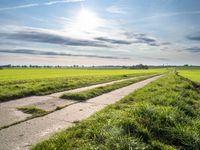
[0,68,167,102]
[61,74,158,101]
[32,73,200,150]
[177,67,200,83]
[0,68,166,81]
[1,67,200,149]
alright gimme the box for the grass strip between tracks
[61,74,159,101]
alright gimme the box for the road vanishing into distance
[0,75,162,150]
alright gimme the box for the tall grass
[32,73,200,150]
[0,73,154,102]
[178,69,200,83]
[177,66,200,83]
[61,74,158,101]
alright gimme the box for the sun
[65,8,105,37]
[76,9,102,31]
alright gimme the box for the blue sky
[0,0,200,66]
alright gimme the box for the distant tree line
[0,64,199,70]
[129,64,149,69]
[0,64,148,69]
[0,64,84,69]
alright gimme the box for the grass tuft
[61,74,158,101]
[18,106,47,117]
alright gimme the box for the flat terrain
[178,67,200,82]
[2,67,199,150]
[0,75,161,150]
[0,75,152,129]
[32,73,200,150]
[0,68,166,102]
[0,68,165,81]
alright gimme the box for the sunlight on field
[32,73,200,150]
[0,68,167,81]
[0,68,168,102]
[178,67,200,83]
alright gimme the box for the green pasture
[177,67,200,83]
[32,73,200,150]
[0,68,166,81]
[0,68,167,102]
[61,74,157,101]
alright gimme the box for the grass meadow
[0,68,166,81]
[177,67,200,83]
[61,74,158,101]
[1,67,200,149]
[32,72,200,150]
[0,68,167,102]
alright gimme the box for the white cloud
[106,5,127,14]
[45,0,84,5]
[0,0,84,11]
[0,3,39,11]
[132,11,200,23]
[0,53,134,66]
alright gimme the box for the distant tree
[122,66,128,69]
[130,64,148,69]
[22,65,27,68]
[6,64,12,68]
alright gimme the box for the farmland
[0,68,166,102]
[0,68,166,81]
[1,1,199,149]
[61,74,157,101]
[32,72,200,150]
[1,67,200,150]
[177,67,200,83]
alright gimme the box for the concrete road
[0,75,162,150]
[0,76,142,128]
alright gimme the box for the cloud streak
[0,49,130,60]
[95,37,132,45]
[127,11,200,24]
[0,3,39,11]
[124,32,161,46]
[0,27,109,47]
[0,25,170,52]
[106,5,127,14]
[1,26,159,47]
[185,47,200,53]
[45,0,84,5]
[186,32,200,41]
[0,0,84,11]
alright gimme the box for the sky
[0,0,200,66]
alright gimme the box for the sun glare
[76,9,102,31]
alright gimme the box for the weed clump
[18,106,47,117]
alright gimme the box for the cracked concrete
[0,75,162,150]
[0,76,140,128]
